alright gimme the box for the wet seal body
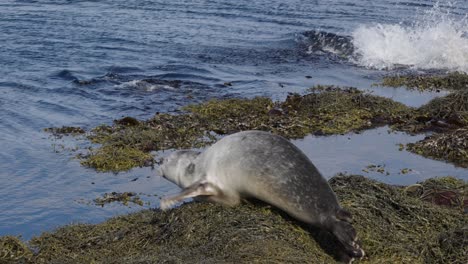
[160,130,364,260]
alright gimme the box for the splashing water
[352,2,468,72]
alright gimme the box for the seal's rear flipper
[160,181,219,210]
[331,221,365,259]
[336,208,353,223]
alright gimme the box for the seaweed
[406,129,468,168]
[0,236,33,263]
[94,192,144,207]
[43,126,85,135]
[429,228,468,264]
[418,90,468,127]
[394,90,468,133]
[378,72,468,91]
[45,84,467,172]
[80,145,154,172]
[114,117,140,127]
[80,87,417,172]
[3,175,466,263]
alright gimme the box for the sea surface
[1,0,467,239]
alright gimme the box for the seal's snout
[158,157,167,178]
[155,156,166,166]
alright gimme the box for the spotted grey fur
[159,130,364,260]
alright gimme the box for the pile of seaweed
[1,175,466,263]
[386,73,468,167]
[407,128,468,168]
[72,86,415,172]
[65,81,468,172]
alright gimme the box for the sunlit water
[0,0,467,239]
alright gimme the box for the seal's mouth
[156,157,166,178]
[155,157,165,165]
[158,166,165,178]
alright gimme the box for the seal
[159,130,364,260]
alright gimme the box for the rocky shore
[2,73,467,263]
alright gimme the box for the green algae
[80,145,154,172]
[378,72,468,91]
[281,86,413,136]
[183,97,274,135]
[44,83,467,172]
[406,128,468,168]
[81,87,417,172]
[3,175,466,263]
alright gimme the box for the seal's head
[159,150,201,188]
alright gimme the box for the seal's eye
[158,157,168,165]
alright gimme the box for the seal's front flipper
[160,181,219,210]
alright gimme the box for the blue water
[1,0,467,239]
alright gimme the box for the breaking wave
[351,2,468,72]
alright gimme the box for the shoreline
[2,73,467,262]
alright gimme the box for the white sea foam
[117,80,176,91]
[351,2,468,72]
